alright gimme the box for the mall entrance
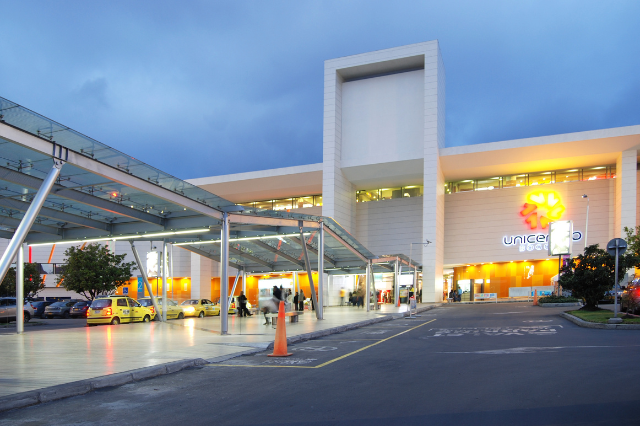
[449,258,561,301]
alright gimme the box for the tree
[56,243,136,300]
[0,263,44,298]
[559,244,633,310]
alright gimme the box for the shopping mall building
[4,40,640,306]
[189,41,640,302]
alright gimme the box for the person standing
[237,291,252,316]
[298,290,305,311]
[293,291,299,311]
[340,287,346,306]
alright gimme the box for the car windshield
[50,302,66,307]
[181,300,199,305]
[91,299,112,308]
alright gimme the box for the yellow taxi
[138,297,185,320]
[180,299,220,318]
[87,296,154,326]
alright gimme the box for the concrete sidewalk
[0,304,438,401]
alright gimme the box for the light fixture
[28,228,211,247]
[173,232,311,246]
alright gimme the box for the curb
[538,303,582,308]
[559,312,640,330]
[264,304,442,350]
[0,358,208,413]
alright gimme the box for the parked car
[44,300,81,319]
[69,301,91,318]
[31,301,55,318]
[87,296,153,326]
[138,297,185,320]
[180,299,220,318]
[0,297,36,323]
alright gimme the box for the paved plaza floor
[0,304,426,398]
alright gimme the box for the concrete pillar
[615,149,637,237]
[421,44,446,303]
[190,252,212,300]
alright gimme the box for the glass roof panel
[0,97,235,211]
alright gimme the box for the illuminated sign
[548,220,573,256]
[520,191,565,230]
[503,231,582,252]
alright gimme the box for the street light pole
[582,194,589,249]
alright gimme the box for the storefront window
[295,196,314,208]
[379,187,402,200]
[557,169,581,183]
[582,166,607,181]
[528,171,555,186]
[254,200,273,210]
[314,195,323,206]
[502,175,527,188]
[475,177,501,191]
[356,190,379,202]
[446,164,615,195]
[450,180,475,193]
[238,202,255,208]
[273,198,293,210]
[401,186,423,197]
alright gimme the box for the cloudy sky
[1,0,639,180]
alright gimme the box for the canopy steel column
[371,265,378,310]
[365,261,371,312]
[130,242,163,322]
[16,244,25,334]
[162,239,168,322]
[317,222,324,319]
[169,243,174,300]
[394,258,400,306]
[228,269,241,307]
[0,159,64,284]
[220,212,230,335]
[242,270,247,294]
[299,226,320,319]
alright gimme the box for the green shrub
[538,295,580,304]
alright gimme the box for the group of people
[339,286,368,308]
[448,289,461,302]
[261,285,307,325]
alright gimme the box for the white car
[0,297,36,323]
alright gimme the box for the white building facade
[190,41,640,302]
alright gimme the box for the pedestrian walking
[298,290,305,311]
[237,291,252,316]
[340,287,346,306]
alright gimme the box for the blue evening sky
[1,0,639,179]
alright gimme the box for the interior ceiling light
[29,228,211,247]
[173,232,311,246]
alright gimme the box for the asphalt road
[2,302,639,425]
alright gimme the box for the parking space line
[209,319,436,369]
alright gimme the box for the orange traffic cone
[268,301,292,357]
[533,290,538,306]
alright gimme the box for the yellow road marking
[209,319,436,369]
